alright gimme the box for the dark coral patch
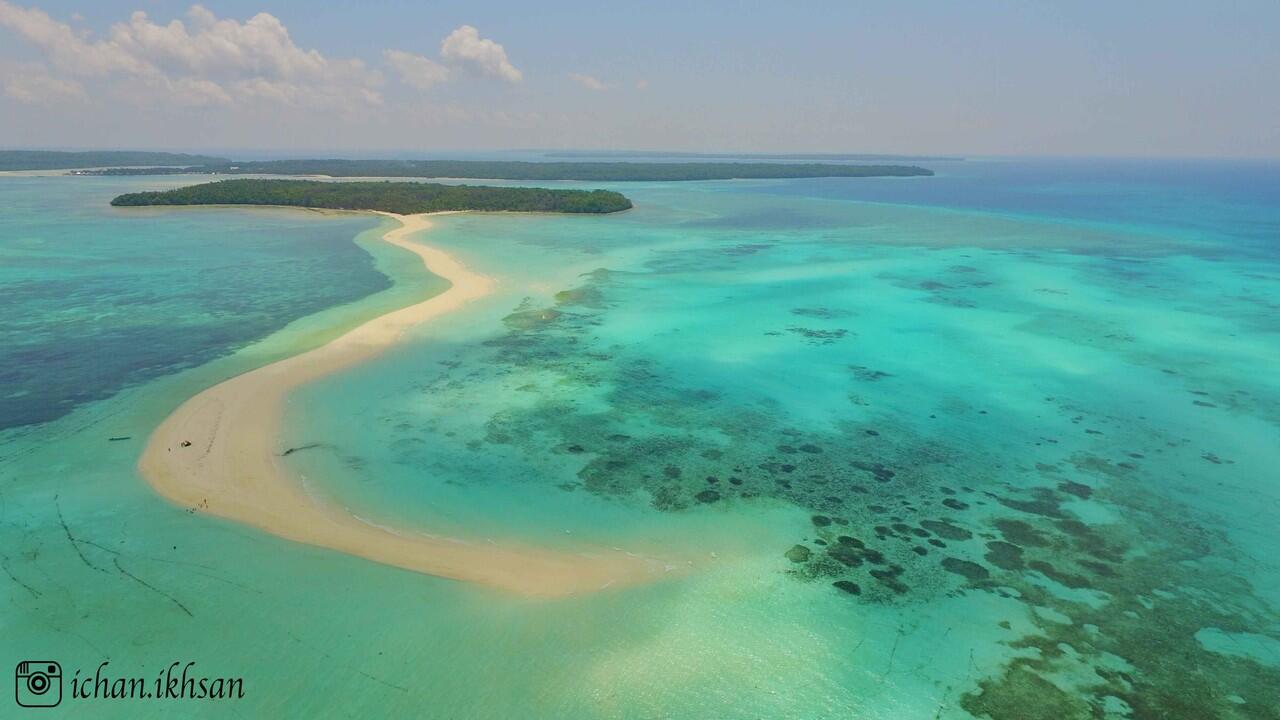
[920,519,973,541]
[984,541,1025,571]
[996,487,1065,518]
[1026,560,1092,589]
[826,544,864,568]
[1057,480,1093,499]
[962,664,1092,720]
[790,307,851,319]
[1054,519,1125,562]
[941,557,991,583]
[851,461,896,482]
[501,307,564,330]
[694,489,721,504]
[832,580,861,595]
[849,366,893,381]
[869,565,909,594]
[993,518,1050,548]
[785,545,812,563]
[786,326,849,344]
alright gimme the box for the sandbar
[138,212,675,598]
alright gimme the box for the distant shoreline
[82,158,936,181]
[137,210,681,597]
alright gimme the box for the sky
[1,0,1278,157]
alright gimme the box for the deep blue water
[751,158,1280,254]
[0,176,386,430]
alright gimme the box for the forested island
[86,158,934,181]
[110,179,633,214]
[0,150,228,171]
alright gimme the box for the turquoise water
[3,163,1279,718]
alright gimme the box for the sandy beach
[138,212,675,598]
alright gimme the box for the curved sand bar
[139,213,675,598]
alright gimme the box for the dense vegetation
[0,150,228,171]
[110,179,633,214]
[88,158,934,180]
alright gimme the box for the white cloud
[0,1,152,77]
[383,49,450,90]
[0,4,525,109]
[569,73,609,92]
[1,60,86,104]
[0,2,531,141]
[440,25,521,83]
[0,2,382,109]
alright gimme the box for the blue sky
[2,1,1278,156]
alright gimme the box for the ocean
[2,159,1277,718]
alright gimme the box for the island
[87,158,934,181]
[110,179,634,214]
[0,150,228,171]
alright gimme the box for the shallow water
[2,162,1279,718]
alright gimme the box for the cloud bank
[0,59,86,104]
[0,2,521,111]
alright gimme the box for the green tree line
[110,179,633,214]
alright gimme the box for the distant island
[539,150,963,162]
[109,179,633,214]
[0,150,229,171]
[82,158,934,181]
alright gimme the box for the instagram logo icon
[15,661,61,708]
